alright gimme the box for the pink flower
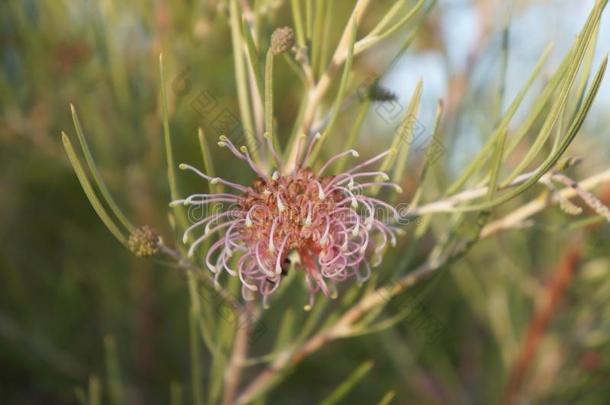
[174,134,402,308]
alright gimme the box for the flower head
[270,26,295,55]
[128,225,161,257]
[174,134,402,308]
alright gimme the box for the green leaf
[70,104,134,233]
[188,283,205,405]
[159,54,188,235]
[375,79,423,195]
[104,335,125,405]
[368,0,409,37]
[376,390,396,405]
[229,0,258,161]
[357,0,425,56]
[319,361,374,405]
[265,49,275,139]
[486,128,508,201]
[407,100,445,208]
[170,382,183,405]
[502,1,605,185]
[311,0,326,76]
[307,18,358,165]
[336,99,371,173]
[446,43,554,195]
[62,133,128,247]
[456,56,607,213]
[273,309,295,351]
[242,19,263,95]
[88,376,102,405]
[198,128,220,193]
[390,80,423,184]
[290,0,307,48]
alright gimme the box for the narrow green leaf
[242,19,263,96]
[486,129,508,201]
[290,0,306,48]
[390,80,423,184]
[74,387,87,405]
[273,309,295,351]
[319,361,374,405]
[377,390,396,405]
[189,296,205,405]
[305,0,313,40]
[308,19,358,165]
[296,298,329,343]
[71,105,134,232]
[282,53,308,84]
[336,99,370,173]
[503,1,605,185]
[447,43,554,195]
[62,133,127,247]
[311,0,326,76]
[565,22,600,140]
[104,335,125,405]
[375,80,423,196]
[88,376,101,405]
[264,49,275,139]
[160,54,189,235]
[318,0,334,75]
[358,0,424,55]
[197,128,219,191]
[170,382,183,405]
[160,54,178,202]
[455,56,606,213]
[368,0,408,37]
[229,0,258,161]
[407,100,444,208]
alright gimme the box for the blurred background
[1,0,609,403]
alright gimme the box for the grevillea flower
[173,134,403,308]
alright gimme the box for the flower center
[239,168,342,256]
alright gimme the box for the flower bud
[270,26,295,55]
[128,225,160,257]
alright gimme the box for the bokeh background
[1,0,609,403]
